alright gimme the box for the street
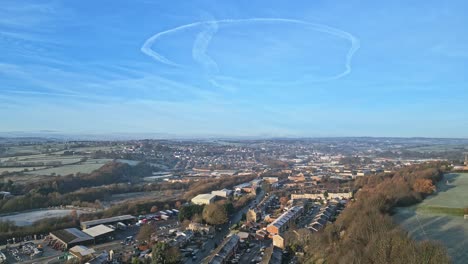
[186,189,265,264]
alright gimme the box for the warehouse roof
[70,245,95,257]
[81,215,135,228]
[192,193,217,200]
[191,193,217,204]
[51,228,93,244]
[83,224,114,238]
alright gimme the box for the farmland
[0,209,89,226]
[0,147,115,182]
[24,159,112,176]
[393,173,468,263]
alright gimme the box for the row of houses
[266,206,303,236]
[291,192,353,201]
[308,204,339,232]
[266,206,304,249]
[206,234,240,264]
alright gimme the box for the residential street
[187,189,265,264]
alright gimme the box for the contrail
[192,20,219,74]
[141,18,360,81]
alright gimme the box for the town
[0,137,467,264]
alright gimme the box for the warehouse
[49,228,94,249]
[81,215,136,229]
[82,224,115,243]
[68,245,95,262]
[191,193,218,205]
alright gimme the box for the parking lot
[2,240,62,263]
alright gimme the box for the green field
[1,154,84,165]
[25,159,112,176]
[394,173,468,264]
[0,167,46,174]
[416,205,466,216]
[0,143,68,157]
[419,173,468,209]
[0,150,115,177]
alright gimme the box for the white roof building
[83,224,114,238]
[191,193,217,205]
[211,189,233,197]
[69,245,95,258]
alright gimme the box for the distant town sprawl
[0,137,467,264]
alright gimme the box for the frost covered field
[394,173,468,263]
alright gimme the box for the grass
[25,159,112,176]
[393,173,468,264]
[1,154,85,165]
[0,167,46,174]
[416,205,467,216]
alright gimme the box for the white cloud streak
[141,18,360,82]
[192,20,219,74]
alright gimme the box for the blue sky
[1,0,467,138]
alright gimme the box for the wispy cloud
[0,61,223,105]
[0,1,57,29]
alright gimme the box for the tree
[150,205,158,213]
[137,224,155,243]
[175,201,182,209]
[178,204,204,222]
[192,213,203,223]
[203,204,228,225]
[413,179,436,195]
[279,196,289,208]
[152,242,181,264]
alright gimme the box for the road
[186,190,265,264]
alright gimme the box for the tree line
[0,162,152,214]
[288,162,452,264]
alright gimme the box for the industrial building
[80,215,136,229]
[68,245,95,262]
[211,189,233,198]
[82,224,115,243]
[191,193,218,205]
[49,228,94,249]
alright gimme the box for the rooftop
[270,206,303,229]
[192,193,217,200]
[81,215,135,228]
[51,228,93,244]
[208,235,240,264]
[70,245,95,257]
[83,224,114,238]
